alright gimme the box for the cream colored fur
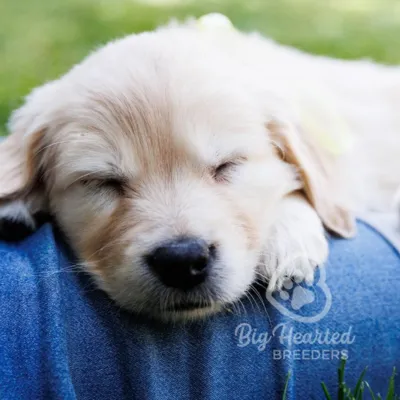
[0,22,399,320]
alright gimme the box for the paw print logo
[279,279,316,310]
[265,257,332,323]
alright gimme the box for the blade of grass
[353,367,368,399]
[282,371,291,400]
[338,358,346,400]
[386,368,397,400]
[321,382,332,400]
[365,382,377,400]
[358,382,365,400]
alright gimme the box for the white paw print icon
[279,279,315,310]
[266,261,332,323]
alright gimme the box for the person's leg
[0,221,399,400]
[265,220,400,398]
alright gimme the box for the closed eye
[80,177,127,195]
[212,158,246,182]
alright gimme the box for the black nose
[146,237,214,290]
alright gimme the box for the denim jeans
[0,221,399,399]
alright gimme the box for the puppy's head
[0,29,354,320]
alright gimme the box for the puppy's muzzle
[146,237,216,290]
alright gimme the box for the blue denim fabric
[0,221,399,399]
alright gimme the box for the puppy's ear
[0,83,56,241]
[267,119,356,238]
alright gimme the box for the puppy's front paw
[0,201,48,242]
[259,195,329,292]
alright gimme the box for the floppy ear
[267,119,356,238]
[0,83,55,240]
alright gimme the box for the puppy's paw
[259,195,329,292]
[0,200,48,242]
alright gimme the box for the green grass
[283,359,398,399]
[321,359,398,400]
[1,0,400,135]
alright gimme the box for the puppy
[0,21,398,320]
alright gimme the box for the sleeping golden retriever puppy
[1,20,399,320]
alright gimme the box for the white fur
[260,195,328,291]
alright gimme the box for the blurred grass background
[1,0,400,135]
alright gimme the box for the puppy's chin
[111,294,228,322]
[154,302,224,322]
